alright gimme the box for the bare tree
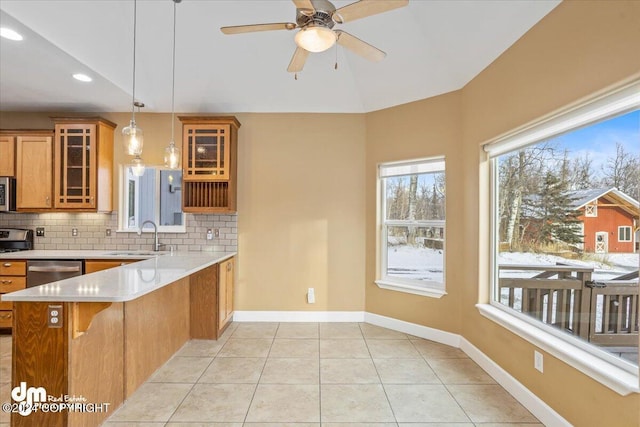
[601,142,640,199]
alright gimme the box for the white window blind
[379,157,445,177]
[483,80,640,158]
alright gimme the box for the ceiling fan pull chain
[334,42,338,70]
[295,73,298,80]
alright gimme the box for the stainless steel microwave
[0,177,16,212]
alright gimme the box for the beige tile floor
[0,323,543,426]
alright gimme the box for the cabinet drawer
[0,310,12,328]
[0,299,12,311]
[0,260,26,275]
[0,276,26,292]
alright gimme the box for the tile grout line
[241,322,278,424]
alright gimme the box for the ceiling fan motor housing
[296,1,336,29]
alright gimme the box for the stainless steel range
[0,228,33,253]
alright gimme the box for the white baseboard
[460,337,571,427]
[364,312,461,347]
[233,309,571,426]
[233,310,365,322]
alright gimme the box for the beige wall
[365,91,463,332]
[234,113,366,311]
[366,1,640,426]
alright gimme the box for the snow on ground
[387,244,638,282]
[499,252,639,280]
[387,245,443,283]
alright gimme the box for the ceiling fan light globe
[294,26,336,53]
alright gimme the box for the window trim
[484,79,640,394]
[376,156,446,297]
[618,226,632,242]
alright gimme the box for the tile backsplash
[0,212,237,252]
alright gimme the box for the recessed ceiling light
[73,73,92,82]
[0,27,23,41]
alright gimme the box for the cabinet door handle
[1,279,13,284]
[0,313,12,319]
[2,263,11,267]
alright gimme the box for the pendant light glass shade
[123,0,143,157]
[130,155,146,177]
[122,119,144,156]
[164,139,180,169]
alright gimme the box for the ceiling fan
[220,0,409,73]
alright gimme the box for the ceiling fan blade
[221,23,296,35]
[292,0,315,12]
[287,47,310,73]
[335,30,386,62]
[333,0,409,24]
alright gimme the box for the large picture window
[484,81,639,390]
[376,158,446,297]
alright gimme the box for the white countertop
[0,250,168,259]
[1,251,235,303]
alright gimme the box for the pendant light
[122,0,144,156]
[164,0,181,169]
[130,154,146,177]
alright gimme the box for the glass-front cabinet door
[183,124,231,181]
[54,123,97,208]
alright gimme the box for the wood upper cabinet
[0,135,16,176]
[16,133,54,210]
[218,256,235,334]
[179,116,240,213]
[53,117,115,211]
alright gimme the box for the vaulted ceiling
[0,0,560,114]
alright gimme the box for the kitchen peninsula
[1,251,235,427]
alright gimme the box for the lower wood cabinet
[0,260,26,329]
[218,257,235,332]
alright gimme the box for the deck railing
[498,264,639,346]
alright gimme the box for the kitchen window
[481,80,640,394]
[618,226,632,242]
[376,157,446,298]
[118,166,185,233]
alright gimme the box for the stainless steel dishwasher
[26,260,84,287]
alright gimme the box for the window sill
[375,280,446,298]
[477,304,639,396]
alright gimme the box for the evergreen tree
[532,172,583,245]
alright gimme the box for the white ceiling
[0,0,560,114]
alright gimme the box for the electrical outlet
[307,287,315,304]
[71,228,78,237]
[47,305,63,328]
[105,229,112,237]
[36,227,45,237]
[206,229,213,240]
[534,350,543,373]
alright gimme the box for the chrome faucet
[138,220,164,251]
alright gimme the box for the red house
[569,188,639,253]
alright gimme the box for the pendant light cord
[170,0,177,143]
[131,0,138,120]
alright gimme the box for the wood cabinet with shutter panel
[179,116,240,213]
[52,117,116,211]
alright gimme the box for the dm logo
[11,382,46,416]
